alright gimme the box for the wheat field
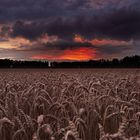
[0,69,140,140]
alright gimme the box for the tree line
[51,55,140,68]
[0,55,139,68]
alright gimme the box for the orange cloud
[91,38,130,46]
[0,37,31,50]
[32,47,96,61]
[74,34,131,46]
[0,42,17,49]
[74,34,85,43]
[37,34,58,43]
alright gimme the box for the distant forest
[0,55,140,68]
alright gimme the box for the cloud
[11,21,46,40]
[0,37,135,60]
[44,40,93,50]
[0,0,140,22]
[9,6,140,42]
[0,0,140,60]
[0,0,139,42]
[16,38,131,60]
[95,45,131,55]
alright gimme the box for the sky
[0,0,140,61]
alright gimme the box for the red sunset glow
[32,47,96,61]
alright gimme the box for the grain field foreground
[0,69,140,140]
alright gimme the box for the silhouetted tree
[0,55,139,68]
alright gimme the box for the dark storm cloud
[0,0,140,59]
[17,40,93,52]
[10,7,140,41]
[46,8,140,41]
[0,0,139,21]
[43,40,131,55]
[96,9,140,41]
[0,0,90,22]
[44,40,92,50]
[11,21,47,40]
[95,45,131,55]
[0,0,139,41]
